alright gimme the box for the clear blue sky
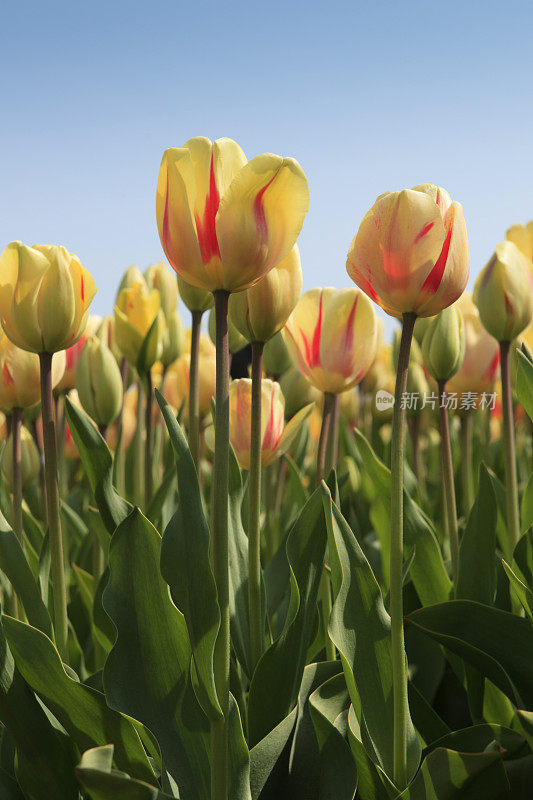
[2,0,532,332]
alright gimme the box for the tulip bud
[145,262,178,320]
[280,367,321,419]
[413,315,435,345]
[0,333,65,410]
[0,242,97,354]
[96,315,123,363]
[160,311,185,367]
[2,426,40,489]
[229,245,302,343]
[208,307,247,353]
[76,337,123,427]
[506,221,533,262]
[116,265,146,301]
[157,137,309,293]
[283,287,378,394]
[447,293,500,396]
[347,184,469,318]
[421,306,465,383]
[177,276,214,313]
[263,331,292,377]
[55,314,102,393]
[475,241,533,341]
[114,280,164,372]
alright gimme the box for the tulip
[55,315,102,393]
[263,331,292,378]
[96,315,123,364]
[2,426,40,489]
[114,280,164,373]
[145,261,178,320]
[164,332,216,419]
[116,265,146,300]
[0,242,97,354]
[506,221,533,262]
[447,293,499,397]
[229,245,303,344]
[0,333,65,410]
[76,336,123,429]
[346,184,469,319]
[177,276,214,313]
[156,137,310,293]
[422,306,465,384]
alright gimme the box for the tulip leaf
[522,476,533,534]
[75,745,175,799]
[516,345,533,422]
[347,704,395,800]
[65,397,131,534]
[228,443,252,676]
[396,747,508,799]
[0,512,52,639]
[0,616,79,800]
[516,710,533,750]
[422,723,526,762]
[514,526,533,589]
[249,707,298,800]
[406,600,533,709]
[248,484,328,747]
[353,430,451,606]
[102,506,211,798]
[156,389,222,721]
[501,560,533,618]
[321,483,421,784]
[0,767,24,800]
[456,464,497,604]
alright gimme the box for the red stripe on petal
[195,152,221,265]
[310,292,324,368]
[414,221,434,243]
[80,274,85,303]
[354,270,380,303]
[419,207,455,296]
[342,294,359,353]
[2,362,14,387]
[484,350,500,383]
[253,172,278,242]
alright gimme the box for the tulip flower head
[347,184,469,318]
[422,305,465,383]
[76,336,123,427]
[145,261,178,320]
[157,137,310,293]
[447,293,499,396]
[506,221,533,263]
[0,333,65,410]
[283,287,378,394]
[177,276,214,313]
[114,280,164,371]
[0,242,97,353]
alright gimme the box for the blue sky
[2,0,532,332]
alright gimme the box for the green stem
[144,371,153,508]
[31,418,47,524]
[248,341,264,673]
[189,309,203,472]
[211,290,230,800]
[408,415,426,501]
[438,381,459,587]
[134,381,145,507]
[325,393,340,473]
[114,358,129,496]
[11,407,23,619]
[317,392,337,662]
[460,411,474,517]
[390,311,416,789]
[316,392,334,485]
[500,341,521,554]
[39,352,68,662]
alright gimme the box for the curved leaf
[397,747,508,799]
[457,465,497,604]
[76,745,175,799]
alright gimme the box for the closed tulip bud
[157,137,310,293]
[165,333,216,417]
[96,315,122,363]
[76,336,123,427]
[280,367,321,418]
[421,306,465,383]
[208,306,247,353]
[448,293,500,396]
[2,426,40,489]
[263,331,292,377]
[413,315,435,345]
[347,184,469,318]
[229,245,303,343]
[0,333,65,410]
[114,280,164,372]
[145,261,178,319]
[160,311,184,367]
[116,265,146,301]
[0,242,97,353]
[475,241,533,342]
[283,287,378,394]
[177,277,214,313]
[55,314,102,393]
[206,378,313,469]
[506,221,533,262]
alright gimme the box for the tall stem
[39,352,68,661]
[390,311,416,789]
[500,341,521,554]
[134,381,145,507]
[317,392,337,662]
[316,392,335,485]
[211,290,230,800]
[189,310,203,471]
[437,381,459,586]
[248,341,264,673]
[115,358,129,495]
[460,411,474,516]
[11,408,23,618]
[144,371,153,507]
[31,418,47,524]
[325,393,340,473]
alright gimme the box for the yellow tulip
[145,261,178,320]
[177,276,214,313]
[346,184,469,318]
[156,137,309,293]
[2,426,40,488]
[0,242,97,353]
[114,280,164,370]
[283,287,378,394]
[0,333,65,410]
[447,293,500,396]
[76,336,123,427]
[229,245,302,343]
[506,221,533,263]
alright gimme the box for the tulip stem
[249,340,264,673]
[189,310,203,471]
[144,371,153,508]
[500,341,521,555]
[325,393,340,473]
[114,358,129,496]
[390,312,416,789]
[437,381,459,586]
[460,411,474,517]
[134,381,145,507]
[317,392,337,662]
[39,352,69,662]
[11,407,23,619]
[316,392,334,485]
[211,290,230,800]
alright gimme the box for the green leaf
[422,723,526,761]
[397,747,509,799]
[248,485,328,747]
[321,483,421,784]
[1,615,155,784]
[406,600,533,709]
[0,766,24,800]
[514,527,533,588]
[0,512,52,638]
[353,430,451,606]
[346,705,395,800]
[501,560,533,618]
[156,390,221,721]
[516,345,533,422]
[65,397,131,534]
[75,745,175,799]
[516,710,533,749]
[457,465,497,604]
[228,444,252,676]
[249,707,297,800]
[102,507,211,798]
[308,673,358,800]
[522,475,533,534]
